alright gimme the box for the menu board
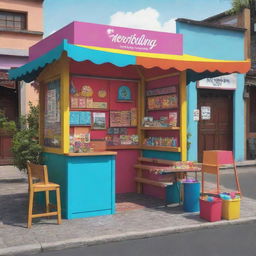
[44,79,61,148]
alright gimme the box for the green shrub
[1,102,42,171]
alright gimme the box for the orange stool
[201,150,241,196]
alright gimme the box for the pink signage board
[30,21,183,61]
[73,22,183,55]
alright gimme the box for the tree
[230,0,255,13]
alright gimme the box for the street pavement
[0,165,256,256]
[27,222,256,256]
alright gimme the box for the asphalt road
[28,221,256,256]
[24,166,256,256]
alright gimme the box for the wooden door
[198,89,233,162]
[0,86,18,165]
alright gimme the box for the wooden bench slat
[138,157,176,166]
[135,177,173,188]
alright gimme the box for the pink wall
[29,22,74,61]
[115,150,140,193]
[0,55,27,69]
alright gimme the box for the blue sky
[43,0,232,36]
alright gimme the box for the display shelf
[141,127,180,130]
[70,125,91,127]
[141,145,181,152]
[146,107,178,111]
[106,145,140,150]
[70,108,108,111]
[116,100,133,103]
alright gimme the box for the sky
[43,0,232,37]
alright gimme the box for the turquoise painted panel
[43,152,115,219]
[70,209,113,219]
[67,156,114,214]
[233,74,245,161]
[187,80,198,161]
[142,150,181,161]
[176,22,244,60]
[43,153,68,217]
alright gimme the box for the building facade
[176,19,246,162]
[0,0,43,164]
[203,7,256,160]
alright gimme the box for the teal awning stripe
[65,42,136,66]
[9,40,136,82]
[9,42,64,82]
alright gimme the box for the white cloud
[109,7,176,33]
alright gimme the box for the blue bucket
[183,181,200,212]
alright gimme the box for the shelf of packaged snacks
[141,146,181,152]
[140,127,180,130]
[106,145,140,150]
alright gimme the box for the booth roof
[9,39,250,83]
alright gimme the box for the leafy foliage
[1,103,42,171]
[229,0,255,14]
[0,110,17,134]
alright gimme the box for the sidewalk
[0,165,256,256]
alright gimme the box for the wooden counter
[65,151,117,156]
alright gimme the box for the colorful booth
[9,21,250,219]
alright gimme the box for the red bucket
[200,198,222,222]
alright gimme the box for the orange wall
[0,32,42,49]
[0,0,43,49]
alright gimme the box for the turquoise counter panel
[43,152,116,219]
[142,150,181,161]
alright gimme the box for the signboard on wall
[197,74,237,90]
[201,106,211,120]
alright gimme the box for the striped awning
[9,39,251,83]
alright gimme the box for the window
[0,11,26,30]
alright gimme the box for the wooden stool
[27,162,62,228]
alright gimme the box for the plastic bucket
[183,181,200,212]
[222,198,240,220]
[166,181,181,204]
[200,198,222,222]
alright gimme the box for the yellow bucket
[222,198,240,220]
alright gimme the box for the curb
[1,216,256,255]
